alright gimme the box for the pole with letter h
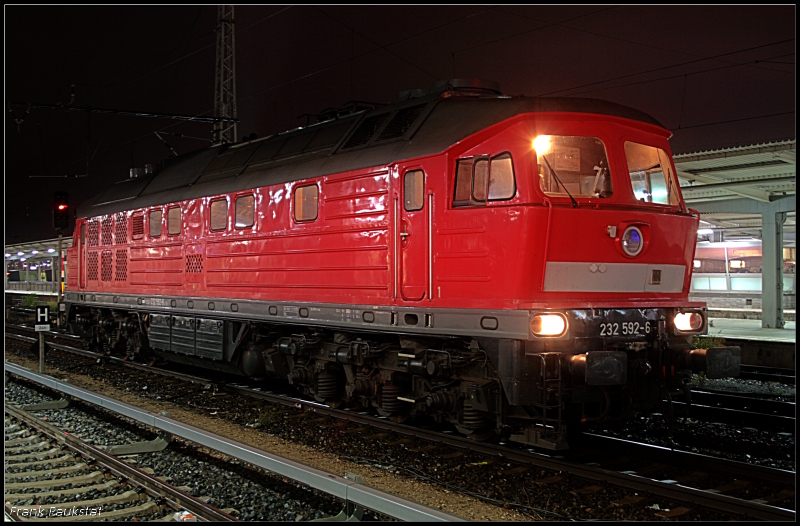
[35,306,50,373]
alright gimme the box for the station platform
[707,317,796,344]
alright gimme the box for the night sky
[5,5,795,243]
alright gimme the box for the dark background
[5,5,795,243]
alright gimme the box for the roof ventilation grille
[376,104,427,142]
[341,113,389,149]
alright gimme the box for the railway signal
[53,192,69,231]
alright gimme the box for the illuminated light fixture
[621,226,644,257]
[17,251,24,256]
[47,248,55,253]
[674,311,704,332]
[31,250,38,254]
[530,313,568,337]
[693,260,701,268]
[697,229,713,235]
[4,253,9,258]
[532,135,552,156]
[58,204,67,210]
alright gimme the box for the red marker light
[58,204,67,210]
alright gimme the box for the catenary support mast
[213,5,237,145]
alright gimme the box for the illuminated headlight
[621,226,643,257]
[674,311,705,333]
[530,313,568,337]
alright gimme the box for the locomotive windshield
[624,141,680,206]
[535,135,613,198]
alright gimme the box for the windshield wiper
[542,155,578,208]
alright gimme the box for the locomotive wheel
[454,425,494,442]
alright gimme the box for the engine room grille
[114,213,127,244]
[115,249,127,281]
[87,252,99,281]
[186,254,203,273]
[341,113,389,149]
[101,251,113,281]
[87,220,99,247]
[101,216,113,246]
[132,214,144,238]
[376,103,426,141]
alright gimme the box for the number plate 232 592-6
[599,320,652,337]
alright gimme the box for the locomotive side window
[624,142,680,206]
[535,135,613,198]
[149,209,162,238]
[210,199,227,231]
[168,207,181,235]
[472,158,489,202]
[294,184,319,222]
[453,159,473,206]
[454,153,516,207]
[404,170,424,212]
[488,153,515,200]
[235,195,255,228]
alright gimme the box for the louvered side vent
[101,251,113,281]
[88,220,99,247]
[114,213,127,244]
[88,252,99,281]
[376,104,426,141]
[115,249,127,281]
[186,254,203,273]
[341,113,389,149]
[132,214,144,239]
[101,216,113,245]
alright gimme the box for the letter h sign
[35,306,50,332]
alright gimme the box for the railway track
[5,326,795,521]
[4,405,234,522]
[739,364,796,385]
[676,389,796,430]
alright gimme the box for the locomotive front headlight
[530,313,567,337]
[674,311,705,333]
[621,226,643,257]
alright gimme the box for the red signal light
[58,204,67,210]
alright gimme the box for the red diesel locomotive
[64,79,739,448]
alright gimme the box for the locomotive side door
[79,222,86,289]
[399,169,428,300]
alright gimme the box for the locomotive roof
[78,93,665,218]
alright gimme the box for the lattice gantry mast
[213,5,237,145]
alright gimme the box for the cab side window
[403,170,424,211]
[453,152,516,207]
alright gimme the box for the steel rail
[4,363,464,523]
[222,385,795,521]
[5,404,236,522]
[6,330,795,521]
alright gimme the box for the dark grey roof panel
[139,146,222,196]
[90,173,156,207]
[77,96,665,218]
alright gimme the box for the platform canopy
[4,237,73,262]
[675,139,795,244]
